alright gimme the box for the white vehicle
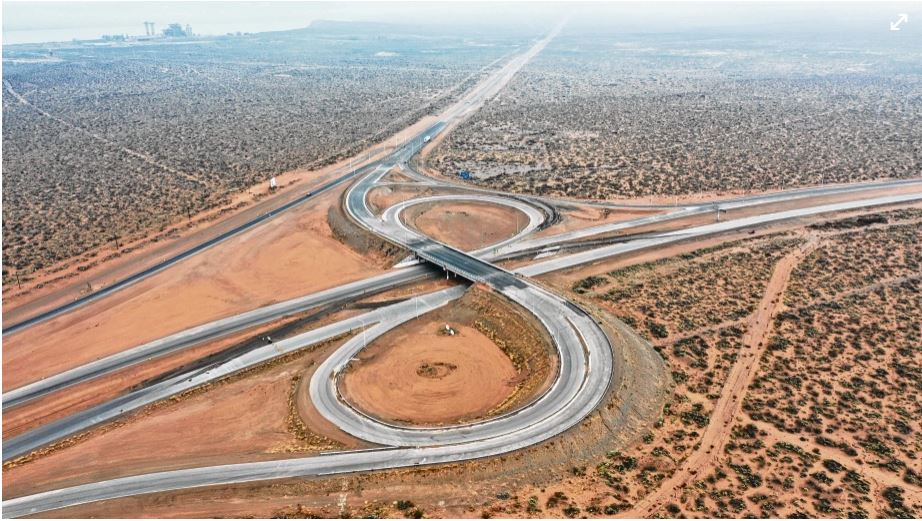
[423,135,431,143]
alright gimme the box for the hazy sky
[3,2,918,45]
[2,2,568,43]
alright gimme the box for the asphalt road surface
[2,160,384,337]
[519,191,922,277]
[5,23,922,517]
[5,28,612,517]
[3,286,468,463]
[1,265,436,411]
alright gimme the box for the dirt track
[623,233,820,517]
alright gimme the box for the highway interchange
[4,30,922,518]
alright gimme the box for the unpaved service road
[624,235,820,517]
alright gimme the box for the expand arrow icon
[890,13,908,31]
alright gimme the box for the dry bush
[431,31,922,201]
[2,22,520,278]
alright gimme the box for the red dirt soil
[340,317,517,426]
[2,114,440,321]
[623,233,820,517]
[533,204,663,238]
[2,187,384,392]
[2,337,365,499]
[2,322,279,439]
[410,201,527,252]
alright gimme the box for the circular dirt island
[339,316,518,426]
[407,201,528,251]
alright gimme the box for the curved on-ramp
[3,119,617,520]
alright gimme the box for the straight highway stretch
[1,9,535,338]
[7,20,922,516]
[1,265,437,411]
[7,183,920,517]
[2,159,384,336]
[3,286,468,462]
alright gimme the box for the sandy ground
[15,208,921,519]
[409,201,527,252]
[3,336,364,499]
[381,167,416,184]
[367,185,437,215]
[3,114,440,321]
[4,281,465,499]
[572,185,922,246]
[2,321,281,439]
[340,316,517,426]
[37,301,669,520]
[2,187,384,392]
[1,294,388,441]
[623,233,820,517]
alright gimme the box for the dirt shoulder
[2,335,363,499]
[45,298,670,519]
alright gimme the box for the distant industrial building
[162,23,193,38]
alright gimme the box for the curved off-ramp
[4,80,618,519]
[6,20,922,516]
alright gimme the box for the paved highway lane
[2,265,437,411]
[497,179,922,259]
[519,191,922,277]
[2,31,567,460]
[382,194,547,256]
[326,125,614,458]
[6,187,919,517]
[8,21,921,516]
[2,160,385,336]
[3,286,468,462]
[10,185,915,458]
[3,28,616,517]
